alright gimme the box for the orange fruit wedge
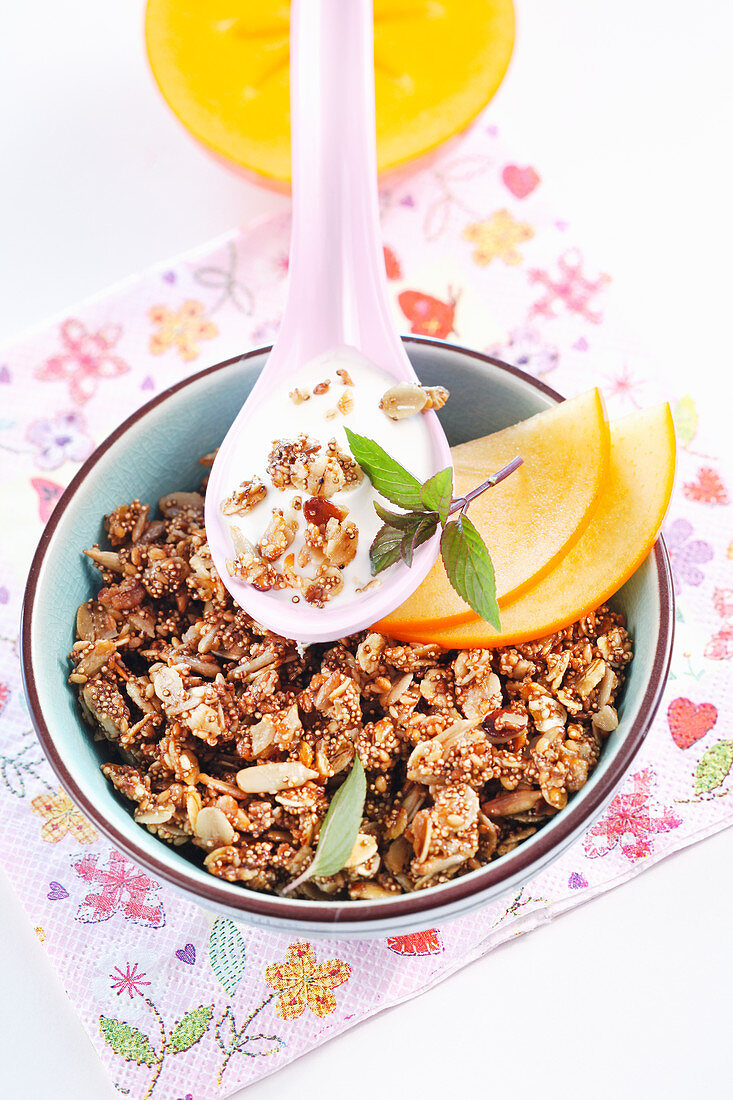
[385,404,676,648]
[145,0,515,187]
[376,388,610,634]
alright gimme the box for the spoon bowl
[205,0,452,643]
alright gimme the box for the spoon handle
[266,0,413,379]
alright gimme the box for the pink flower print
[488,326,558,378]
[26,410,93,470]
[528,248,610,324]
[110,962,151,999]
[604,365,644,408]
[584,768,681,862]
[73,850,165,928]
[665,518,714,588]
[35,319,129,405]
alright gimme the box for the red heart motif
[502,164,540,199]
[386,928,443,956]
[667,698,718,749]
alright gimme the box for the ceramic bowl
[21,338,674,937]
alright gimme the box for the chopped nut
[592,704,619,733]
[221,477,267,516]
[337,391,354,416]
[194,806,236,846]
[344,833,379,869]
[236,761,319,794]
[257,509,298,562]
[379,382,428,420]
[379,382,450,420]
[422,385,450,411]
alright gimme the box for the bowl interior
[24,342,669,932]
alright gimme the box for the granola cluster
[222,435,363,607]
[69,470,633,901]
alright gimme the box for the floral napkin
[1,117,731,1100]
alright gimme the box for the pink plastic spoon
[205,0,451,643]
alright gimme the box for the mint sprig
[346,432,523,628]
[282,756,366,894]
[344,429,424,509]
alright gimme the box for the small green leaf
[209,917,246,997]
[400,514,438,566]
[373,501,427,530]
[169,1005,214,1055]
[345,428,424,509]
[694,740,733,795]
[284,757,367,891]
[99,1018,157,1066]
[440,515,500,630]
[673,395,698,448]
[370,523,405,574]
[420,467,453,526]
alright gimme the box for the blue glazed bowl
[21,339,674,937]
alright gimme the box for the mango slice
[145,0,515,187]
[376,388,610,634]
[386,404,676,648]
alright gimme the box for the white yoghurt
[221,347,439,606]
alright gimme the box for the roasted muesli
[69,465,633,900]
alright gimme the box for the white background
[1,1,732,1097]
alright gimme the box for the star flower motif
[264,942,350,1020]
[463,209,534,266]
[109,962,151,999]
[584,768,681,862]
[604,365,644,408]
[148,300,218,362]
[30,789,98,845]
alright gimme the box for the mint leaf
[373,501,431,530]
[370,523,405,574]
[283,757,367,891]
[345,428,424,509]
[440,515,500,629]
[420,467,453,526]
[400,515,438,566]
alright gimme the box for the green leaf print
[209,918,247,996]
[168,1004,214,1054]
[99,1018,157,1066]
[694,740,733,795]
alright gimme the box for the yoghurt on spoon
[204,0,454,644]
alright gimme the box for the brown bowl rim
[21,337,675,926]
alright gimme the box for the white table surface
[1,2,732,1097]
